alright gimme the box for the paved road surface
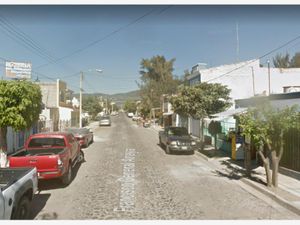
[31,112,300,219]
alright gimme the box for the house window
[189,74,201,86]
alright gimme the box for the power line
[206,34,300,82]
[33,6,169,70]
[0,14,57,62]
[0,18,56,63]
[60,72,81,79]
[0,6,171,85]
[0,13,77,73]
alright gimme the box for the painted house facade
[186,59,300,138]
[38,79,79,131]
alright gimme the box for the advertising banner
[5,61,32,79]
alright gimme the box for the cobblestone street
[31,113,300,219]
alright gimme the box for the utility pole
[267,60,271,95]
[251,66,255,96]
[150,89,154,122]
[79,69,103,127]
[106,98,108,114]
[79,71,83,128]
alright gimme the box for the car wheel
[12,195,31,219]
[166,145,171,154]
[159,138,163,147]
[78,150,85,163]
[61,164,72,185]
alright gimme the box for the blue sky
[1,5,300,94]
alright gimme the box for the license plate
[181,146,187,150]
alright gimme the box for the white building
[186,59,300,137]
[38,79,79,131]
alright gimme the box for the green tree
[124,100,136,113]
[238,104,300,187]
[273,53,290,68]
[0,80,42,155]
[82,96,103,119]
[273,52,300,68]
[137,55,181,118]
[170,82,232,148]
[139,102,150,119]
[290,52,300,67]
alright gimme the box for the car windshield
[168,127,189,136]
[28,138,66,147]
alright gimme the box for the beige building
[38,79,79,131]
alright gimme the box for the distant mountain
[110,90,140,102]
[73,90,141,106]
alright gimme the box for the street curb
[149,126,300,216]
[241,177,300,216]
[195,150,210,161]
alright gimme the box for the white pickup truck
[0,167,38,219]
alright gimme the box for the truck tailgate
[9,155,59,172]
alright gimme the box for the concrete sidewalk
[197,146,300,216]
[150,125,300,215]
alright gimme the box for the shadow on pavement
[30,193,51,219]
[198,147,228,158]
[156,143,195,155]
[38,160,83,191]
[213,158,265,183]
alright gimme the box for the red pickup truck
[8,132,84,185]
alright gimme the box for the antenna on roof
[236,21,240,63]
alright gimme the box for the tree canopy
[273,52,300,68]
[273,53,290,68]
[239,104,300,150]
[82,95,103,119]
[137,55,182,117]
[238,103,300,187]
[170,82,232,120]
[0,80,42,152]
[123,100,137,113]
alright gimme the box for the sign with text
[5,61,32,79]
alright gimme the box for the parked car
[99,115,111,126]
[0,167,38,219]
[65,127,93,148]
[127,112,134,118]
[111,111,118,116]
[158,127,196,154]
[132,115,140,121]
[143,120,150,128]
[8,132,84,185]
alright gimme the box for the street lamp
[79,69,103,128]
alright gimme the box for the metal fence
[281,127,300,172]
